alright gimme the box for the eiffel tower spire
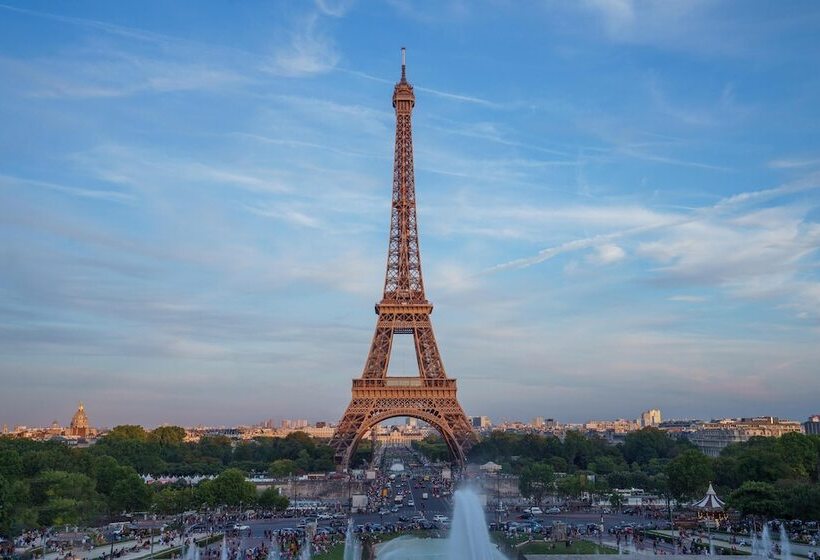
[384,46,424,303]
[330,49,475,470]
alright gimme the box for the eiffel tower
[330,49,476,469]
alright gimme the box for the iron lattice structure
[330,50,476,469]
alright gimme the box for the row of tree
[0,427,339,536]
[468,428,820,519]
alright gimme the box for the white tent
[693,483,725,511]
[479,461,502,473]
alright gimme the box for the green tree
[727,481,782,517]
[778,480,820,519]
[93,455,132,496]
[0,474,35,535]
[519,463,555,506]
[666,449,713,502]
[556,474,583,499]
[0,449,23,479]
[777,433,817,480]
[270,459,299,477]
[150,426,186,446]
[257,488,289,511]
[202,468,257,507]
[107,425,149,441]
[30,470,102,526]
[622,428,674,465]
[152,487,194,515]
[109,472,152,513]
[609,492,624,512]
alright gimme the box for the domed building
[69,402,90,437]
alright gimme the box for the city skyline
[2,1,820,427]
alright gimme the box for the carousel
[694,482,727,528]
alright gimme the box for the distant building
[471,416,492,429]
[640,409,662,428]
[803,414,820,435]
[69,403,90,437]
[532,416,545,428]
[585,418,639,434]
[687,416,803,457]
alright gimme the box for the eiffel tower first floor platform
[330,377,477,470]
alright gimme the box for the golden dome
[70,402,89,430]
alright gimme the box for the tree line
[0,426,340,536]
[464,427,820,519]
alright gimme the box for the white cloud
[589,243,626,265]
[667,295,707,303]
[0,174,134,203]
[768,156,820,169]
[266,15,340,77]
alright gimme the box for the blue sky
[1,1,819,428]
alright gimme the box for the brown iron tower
[330,49,476,469]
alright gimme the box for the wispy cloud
[245,203,322,229]
[265,14,340,77]
[0,174,134,203]
[338,67,503,108]
[668,295,707,302]
[769,156,820,169]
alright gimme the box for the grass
[312,543,345,560]
[312,530,439,560]
[491,533,617,556]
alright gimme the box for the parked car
[525,507,544,515]
[433,515,449,523]
[546,506,561,514]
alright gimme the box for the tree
[0,449,23,479]
[609,492,624,512]
[666,450,713,503]
[150,426,186,446]
[153,487,194,515]
[30,470,102,526]
[257,488,289,511]
[727,481,782,518]
[556,474,583,500]
[109,473,152,514]
[270,459,299,477]
[93,455,132,496]
[778,480,820,519]
[777,433,817,480]
[0,475,36,536]
[203,468,257,507]
[519,463,555,505]
[622,428,674,465]
[107,425,149,441]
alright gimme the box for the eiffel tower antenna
[330,49,476,470]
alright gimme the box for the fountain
[344,519,362,560]
[779,524,792,560]
[447,488,502,560]
[378,487,506,559]
[761,524,773,559]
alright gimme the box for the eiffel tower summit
[330,49,476,470]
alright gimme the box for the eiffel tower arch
[330,49,476,470]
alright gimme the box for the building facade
[687,416,804,457]
[803,414,820,435]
